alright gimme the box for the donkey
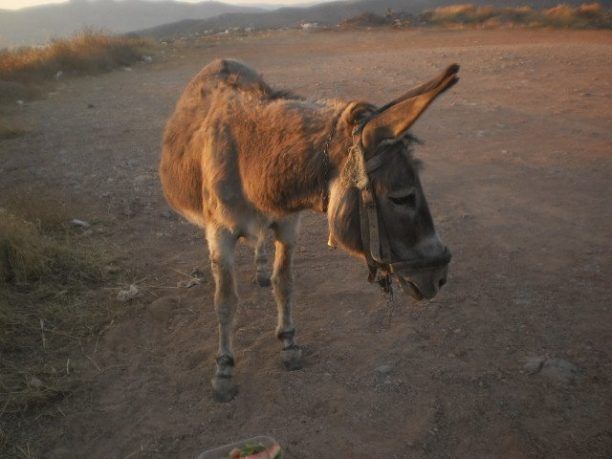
[160,59,458,401]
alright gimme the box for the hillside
[0,0,266,47]
[137,0,606,39]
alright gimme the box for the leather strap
[355,141,451,283]
[358,186,374,266]
[360,185,384,265]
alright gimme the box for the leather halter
[320,111,451,290]
[351,126,394,285]
[350,123,452,288]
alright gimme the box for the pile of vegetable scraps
[228,441,281,459]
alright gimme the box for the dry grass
[0,202,118,455]
[425,4,499,24]
[338,3,610,30]
[0,29,153,84]
[420,3,610,28]
[542,3,607,26]
[0,210,102,286]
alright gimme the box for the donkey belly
[205,185,274,241]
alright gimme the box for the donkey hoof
[211,376,237,402]
[281,346,303,371]
[255,274,271,287]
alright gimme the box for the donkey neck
[240,99,348,216]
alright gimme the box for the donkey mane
[343,135,423,187]
[196,58,301,101]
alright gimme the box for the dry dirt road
[2,29,611,458]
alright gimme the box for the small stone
[70,218,90,228]
[375,364,393,375]
[524,356,580,383]
[524,356,545,374]
[103,264,120,275]
[117,284,140,302]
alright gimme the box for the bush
[542,3,608,27]
[0,29,153,84]
[426,4,497,24]
[419,3,610,29]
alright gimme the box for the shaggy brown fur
[160,59,344,226]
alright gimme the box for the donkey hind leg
[271,217,302,370]
[254,234,271,287]
[206,226,239,402]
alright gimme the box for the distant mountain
[0,0,268,47]
[138,0,611,40]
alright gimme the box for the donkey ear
[342,102,377,129]
[377,63,459,113]
[362,70,459,149]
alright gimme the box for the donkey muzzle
[392,248,451,300]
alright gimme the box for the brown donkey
[160,59,459,401]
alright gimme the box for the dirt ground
[2,28,611,458]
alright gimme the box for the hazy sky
[0,0,330,10]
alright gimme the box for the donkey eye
[389,192,416,208]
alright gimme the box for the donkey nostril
[438,277,447,288]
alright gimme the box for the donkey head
[328,64,459,300]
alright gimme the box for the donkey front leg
[254,234,271,287]
[271,217,302,370]
[206,226,239,402]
